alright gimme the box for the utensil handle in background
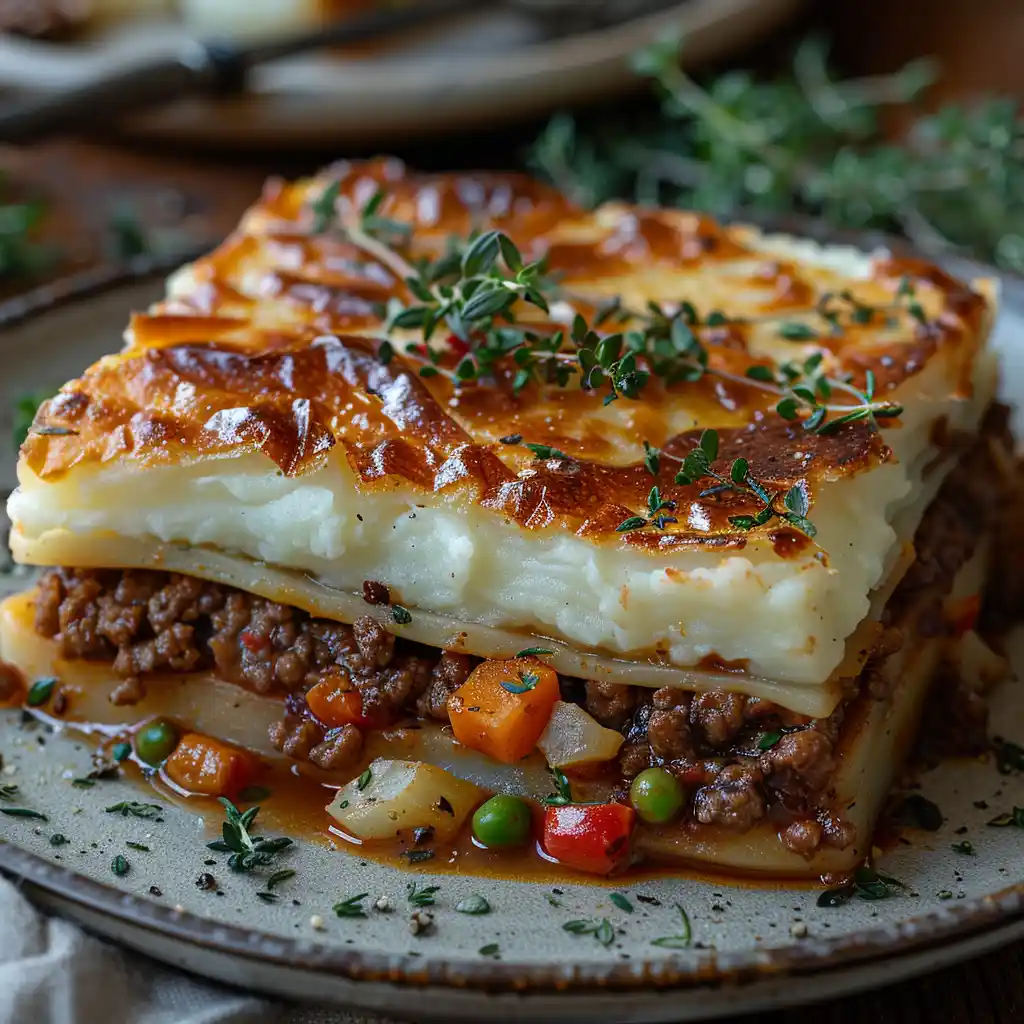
[0,47,215,145]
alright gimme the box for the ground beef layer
[28,408,1016,851]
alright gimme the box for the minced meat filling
[33,564,846,836]
[28,408,1013,847]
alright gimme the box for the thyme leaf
[407,882,440,908]
[106,801,163,820]
[501,669,540,694]
[333,892,369,918]
[213,797,293,873]
[650,905,692,949]
[0,807,47,821]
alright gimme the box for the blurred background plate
[0,0,804,147]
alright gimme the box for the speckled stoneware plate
[0,0,802,147]
[1,260,1024,1022]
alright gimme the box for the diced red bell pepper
[541,802,635,875]
[239,628,270,653]
[948,593,981,636]
[305,676,390,730]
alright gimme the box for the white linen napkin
[0,876,387,1024]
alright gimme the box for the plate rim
[2,838,1022,994]
[1,253,1023,997]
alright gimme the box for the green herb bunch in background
[0,173,54,282]
[530,34,1024,274]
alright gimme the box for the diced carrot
[305,674,390,730]
[306,676,361,725]
[447,657,560,764]
[164,732,257,798]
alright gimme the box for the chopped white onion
[537,700,624,769]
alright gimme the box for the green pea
[629,767,685,824]
[134,719,180,767]
[471,795,533,849]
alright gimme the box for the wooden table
[3,9,1024,1001]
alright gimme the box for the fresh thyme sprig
[615,485,678,534]
[530,33,1024,276]
[308,185,908,440]
[406,882,441,908]
[541,767,574,807]
[333,892,369,918]
[206,797,293,873]
[638,428,817,538]
[746,353,903,436]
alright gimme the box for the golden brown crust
[21,158,990,546]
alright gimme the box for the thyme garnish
[643,428,817,538]
[540,766,574,807]
[333,892,369,918]
[563,918,615,947]
[501,669,540,694]
[306,188,908,441]
[267,869,296,890]
[650,904,693,949]
[817,865,908,907]
[609,892,633,913]
[951,841,975,855]
[111,855,130,877]
[0,807,47,821]
[0,784,19,801]
[615,485,678,534]
[406,882,440,908]
[515,647,554,657]
[524,443,569,461]
[105,801,163,820]
[205,797,293,872]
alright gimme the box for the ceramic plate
[0,0,802,147]
[1,263,1023,1023]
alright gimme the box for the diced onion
[326,758,484,841]
[537,701,624,769]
